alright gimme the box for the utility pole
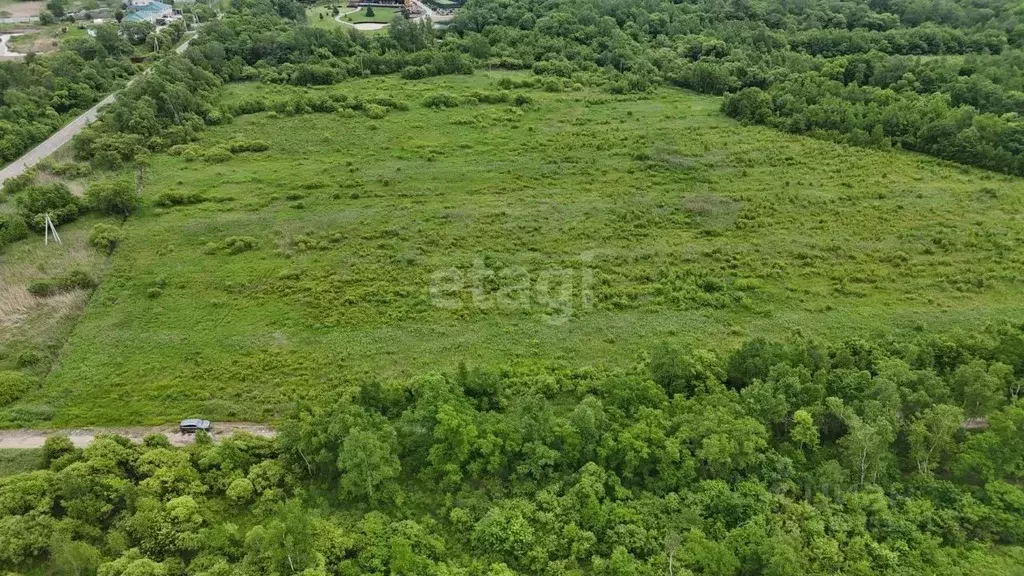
[43,214,62,246]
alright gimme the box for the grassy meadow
[6,71,1024,426]
[343,6,400,22]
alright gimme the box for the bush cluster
[26,269,97,297]
[0,213,29,251]
[423,92,460,109]
[153,191,208,207]
[1,172,36,196]
[88,223,125,254]
[203,236,259,255]
[15,183,82,231]
[86,178,138,217]
[202,146,234,163]
[227,139,270,153]
[0,370,35,406]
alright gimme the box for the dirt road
[0,30,200,186]
[0,422,276,449]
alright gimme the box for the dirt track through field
[0,422,275,449]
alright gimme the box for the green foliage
[0,449,43,478]
[16,183,82,231]
[153,191,207,207]
[2,172,36,196]
[87,179,139,217]
[89,224,126,254]
[338,425,401,502]
[42,436,80,470]
[0,213,29,251]
[226,477,254,503]
[424,92,459,108]
[8,331,1024,574]
[202,236,258,255]
[226,140,270,153]
[202,146,234,163]
[27,269,98,297]
[0,371,36,407]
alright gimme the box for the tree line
[4,326,1024,574]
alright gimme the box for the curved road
[0,31,200,186]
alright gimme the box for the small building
[123,0,173,23]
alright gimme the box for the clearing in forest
[9,71,1024,425]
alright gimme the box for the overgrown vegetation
[1,0,1024,572]
[7,73,1022,426]
[6,333,1024,574]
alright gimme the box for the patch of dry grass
[0,212,112,374]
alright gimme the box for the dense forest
[5,328,1024,574]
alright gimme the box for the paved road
[0,31,200,186]
[0,422,276,449]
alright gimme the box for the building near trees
[122,0,173,23]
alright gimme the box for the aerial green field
[9,71,1024,426]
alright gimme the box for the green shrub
[0,370,36,406]
[0,213,29,250]
[154,191,207,207]
[512,93,534,106]
[226,477,254,503]
[423,92,460,109]
[469,91,511,104]
[363,104,388,119]
[401,65,429,80]
[41,435,77,467]
[15,350,44,368]
[27,269,97,297]
[86,178,138,217]
[230,96,269,116]
[2,171,35,195]
[16,183,82,231]
[227,140,270,153]
[204,236,258,255]
[89,224,125,254]
[202,146,234,163]
[205,109,231,125]
[168,144,200,157]
[43,162,92,179]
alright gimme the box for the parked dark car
[179,419,212,433]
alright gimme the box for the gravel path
[0,422,276,449]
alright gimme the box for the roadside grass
[6,71,1024,426]
[0,448,41,476]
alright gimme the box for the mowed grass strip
[13,71,1024,426]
